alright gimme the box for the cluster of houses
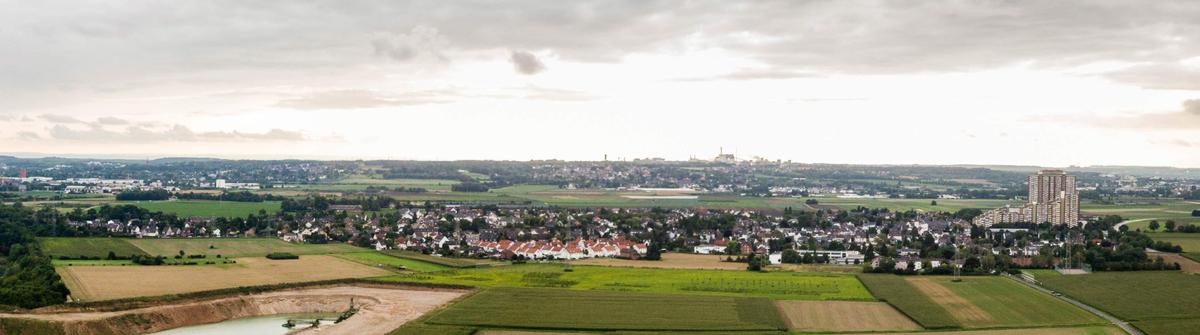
[471,238,647,260]
[68,218,232,238]
[62,200,1095,270]
[338,206,987,267]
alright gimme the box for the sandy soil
[906,277,993,323]
[57,255,393,301]
[775,300,920,332]
[0,286,465,335]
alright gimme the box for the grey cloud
[1186,99,1200,115]
[3,1,1199,95]
[1106,64,1200,91]
[276,89,450,110]
[510,51,546,75]
[15,131,40,140]
[47,124,307,142]
[40,114,86,124]
[371,25,448,62]
[1060,99,1200,129]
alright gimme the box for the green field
[1039,272,1200,325]
[377,263,872,301]
[1040,271,1200,335]
[417,287,787,332]
[1081,199,1200,229]
[1145,233,1200,253]
[858,274,960,329]
[126,238,365,257]
[379,250,503,268]
[41,237,366,260]
[40,237,146,259]
[813,198,1018,213]
[123,200,282,218]
[333,252,450,272]
[1133,318,1200,335]
[486,185,823,209]
[405,191,1011,211]
[858,274,1102,329]
[933,276,1101,328]
[335,177,460,191]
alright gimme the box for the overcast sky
[2,1,1199,167]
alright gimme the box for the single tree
[725,240,741,256]
[747,254,765,272]
[1148,221,1160,232]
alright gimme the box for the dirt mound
[0,286,465,335]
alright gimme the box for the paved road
[1003,274,1143,335]
[1114,218,1156,230]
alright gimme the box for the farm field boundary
[334,252,451,272]
[380,250,503,268]
[56,255,392,301]
[858,274,1103,330]
[376,263,873,301]
[775,300,920,332]
[40,237,146,259]
[420,287,787,332]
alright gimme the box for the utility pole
[953,246,962,282]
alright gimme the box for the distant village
[4,158,1191,273]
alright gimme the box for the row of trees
[114,189,171,201]
[1145,219,1200,234]
[175,191,287,202]
[451,182,490,192]
[363,185,426,193]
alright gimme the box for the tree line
[175,191,287,202]
[117,190,288,202]
[0,205,70,308]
